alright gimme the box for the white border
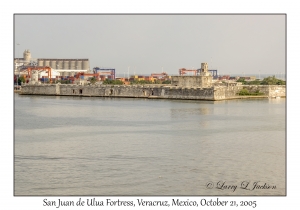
[2,0,297,209]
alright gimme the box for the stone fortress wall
[20,84,286,101]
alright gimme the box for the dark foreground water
[14,94,285,196]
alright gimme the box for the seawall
[19,84,286,101]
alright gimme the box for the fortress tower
[171,62,212,88]
[23,49,31,62]
[200,62,210,76]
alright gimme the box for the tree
[236,78,247,84]
[261,76,286,85]
[162,80,171,84]
[18,76,25,85]
[276,79,286,85]
[154,79,161,84]
[90,77,97,84]
[238,88,263,96]
[130,79,153,85]
[247,79,261,85]
[238,88,249,95]
[103,79,124,85]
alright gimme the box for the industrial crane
[179,68,198,76]
[20,66,53,83]
[150,72,168,78]
[93,67,115,80]
[75,72,100,80]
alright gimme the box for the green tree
[276,79,286,85]
[18,76,25,85]
[236,78,247,84]
[261,76,286,85]
[154,79,162,84]
[162,80,171,84]
[238,88,264,96]
[90,77,97,84]
[130,79,153,85]
[247,79,261,85]
[103,79,124,85]
[238,88,249,95]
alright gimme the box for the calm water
[14,94,286,196]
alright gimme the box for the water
[14,94,286,196]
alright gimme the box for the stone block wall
[268,85,286,97]
[21,84,57,95]
[171,76,213,88]
[20,84,285,101]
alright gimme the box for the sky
[14,14,285,76]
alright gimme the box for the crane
[93,67,115,79]
[150,72,168,78]
[20,66,53,83]
[75,72,100,80]
[179,68,198,76]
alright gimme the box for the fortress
[18,61,286,101]
[19,83,285,101]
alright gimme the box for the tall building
[14,49,33,73]
[37,59,89,71]
[14,49,90,77]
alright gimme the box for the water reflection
[171,107,211,118]
[269,97,286,104]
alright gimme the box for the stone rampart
[20,84,286,101]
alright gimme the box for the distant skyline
[14,14,285,76]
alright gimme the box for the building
[15,49,90,84]
[37,58,90,77]
[14,49,36,73]
[171,63,213,88]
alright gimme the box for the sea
[14,93,286,196]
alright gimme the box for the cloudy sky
[14,14,285,76]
